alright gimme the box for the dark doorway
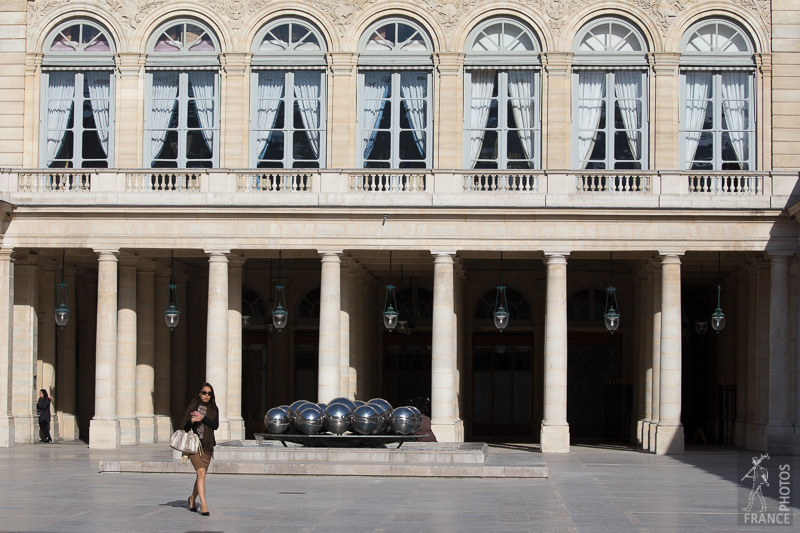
[383,334,431,409]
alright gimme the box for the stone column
[542,53,572,168]
[340,258,352,399]
[650,53,680,169]
[219,53,250,167]
[114,54,146,167]
[648,263,662,452]
[642,265,654,449]
[745,263,759,450]
[540,253,570,453]
[433,52,464,167]
[318,251,342,403]
[89,250,120,449]
[153,270,172,441]
[136,263,156,443]
[655,254,684,455]
[755,261,770,451]
[58,268,79,441]
[12,257,38,444]
[734,268,749,448]
[634,271,646,446]
[206,251,230,441]
[38,262,57,440]
[227,256,245,440]
[431,252,462,442]
[0,248,14,447]
[327,54,358,168]
[352,267,366,399]
[767,252,793,453]
[116,256,139,445]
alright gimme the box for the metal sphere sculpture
[391,406,416,435]
[288,399,311,421]
[264,406,291,434]
[323,402,353,435]
[351,404,382,435]
[295,403,324,435]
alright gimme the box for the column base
[540,423,570,453]
[89,418,120,449]
[638,419,649,449]
[137,417,156,444]
[766,424,794,455]
[228,417,245,441]
[0,416,14,447]
[215,419,231,442]
[655,423,684,455]
[58,413,80,441]
[155,415,173,443]
[14,415,36,444]
[648,421,658,452]
[431,418,464,443]
[119,417,140,446]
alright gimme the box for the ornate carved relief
[26,0,771,40]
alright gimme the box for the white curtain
[362,72,390,160]
[683,71,711,169]
[721,71,749,166]
[149,72,179,163]
[613,71,641,161]
[508,70,535,161]
[469,70,495,165]
[577,71,606,168]
[188,71,215,153]
[293,71,321,158]
[255,71,285,160]
[400,71,427,156]
[85,72,110,157]
[46,72,75,164]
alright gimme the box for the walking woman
[182,383,218,516]
[36,389,52,443]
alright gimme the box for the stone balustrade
[1,169,794,210]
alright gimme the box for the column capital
[220,52,252,75]
[94,248,120,258]
[658,251,685,259]
[318,250,343,258]
[204,248,231,257]
[766,250,794,260]
[0,246,13,260]
[433,52,464,76]
[115,53,147,78]
[648,52,681,74]
[542,52,572,76]
[543,252,569,264]
[326,52,359,75]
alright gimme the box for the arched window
[145,20,220,168]
[464,18,541,169]
[242,286,269,328]
[679,19,755,171]
[358,19,433,169]
[250,19,327,168]
[475,287,531,323]
[297,287,320,320]
[572,18,649,170]
[41,20,115,168]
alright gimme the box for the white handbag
[170,429,200,455]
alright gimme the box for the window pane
[153,130,178,161]
[400,131,425,160]
[367,24,395,51]
[82,130,106,159]
[186,25,214,51]
[186,131,212,159]
[614,131,639,160]
[293,132,319,160]
[721,131,747,167]
[693,131,714,162]
[260,131,284,161]
[83,26,110,52]
[366,131,391,161]
[293,100,320,129]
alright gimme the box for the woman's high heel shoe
[188,497,197,512]
[201,511,210,516]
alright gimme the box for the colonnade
[0,247,797,454]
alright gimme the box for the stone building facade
[0,0,798,454]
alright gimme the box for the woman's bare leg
[196,468,208,513]
[190,478,198,508]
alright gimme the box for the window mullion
[392,72,400,168]
[178,72,188,168]
[713,72,721,170]
[285,71,294,168]
[498,71,508,169]
[73,72,83,168]
[604,71,612,170]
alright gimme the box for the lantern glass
[383,305,398,330]
[493,285,510,332]
[164,281,180,330]
[271,285,288,333]
[711,308,726,333]
[55,282,69,328]
[603,286,620,333]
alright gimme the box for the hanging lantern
[493,252,510,332]
[383,251,398,330]
[711,253,725,334]
[271,251,288,332]
[164,251,180,330]
[603,252,620,333]
[55,250,69,329]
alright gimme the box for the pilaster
[542,53,572,169]
[327,53,358,168]
[116,255,139,445]
[0,248,15,447]
[433,52,464,168]
[12,255,38,444]
[136,262,156,444]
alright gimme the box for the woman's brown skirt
[189,449,212,471]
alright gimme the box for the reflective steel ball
[391,406,416,435]
[295,403,324,435]
[323,402,353,435]
[328,397,356,413]
[406,406,423,433]
[288,399,311,420]
[351,404,381,435]
[264,406,290,434]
